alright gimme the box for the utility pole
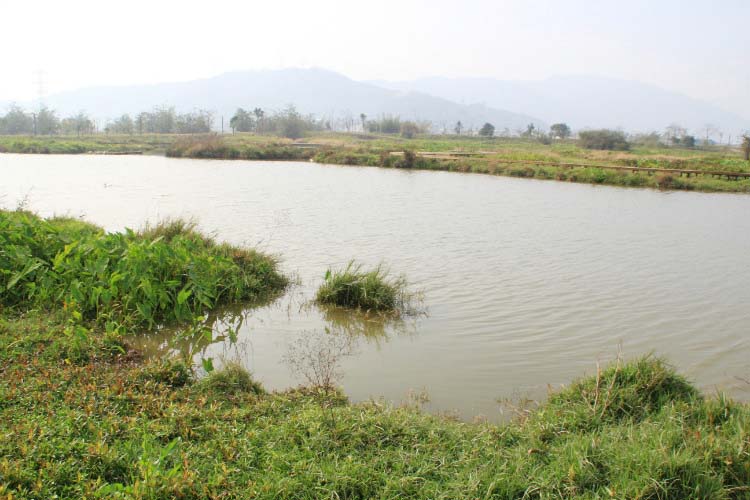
[221,115,224,134]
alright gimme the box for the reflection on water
[3,153,750,420]
[131,291,421,386]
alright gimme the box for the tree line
[0,104,216,136]
[0,105,95,136]
[2,103,748,155]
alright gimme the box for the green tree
[0,104,33,134]
[278,105,305,139]
[400,121,420,139]
[360,113,367,132]
[478,122,495,137]
[253,108,265,133]
[578,129,630,151]
[61,112,95,136]
[550,123,571,139]
[106,114,134,134]
[454,120,463,135]
[680,135,696,148]
[36,107,60,135]
[742,134,750,161]
[230,108,255,133]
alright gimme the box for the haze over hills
[374,76,750,137]
[3,68,747,136]
[1,68,543,132]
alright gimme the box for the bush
[138,358,193,388]
[400,122,420,139]
[198,361,265,396]
[478,123,495,137]
[400,150,417,168]
[579,129,630,150]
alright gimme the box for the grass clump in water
[316,261,416,315]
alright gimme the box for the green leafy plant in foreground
[0,210,286,332]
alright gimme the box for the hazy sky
[2,0,749,118]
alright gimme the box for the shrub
[400,150,417,168]
[198,361,265,396]
[400,122,420,139]
[579,129,630,150]
[138,358,193,388]
[478,123,495,137]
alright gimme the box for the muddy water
[3,153,750,419]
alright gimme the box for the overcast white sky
[2,0,748,117]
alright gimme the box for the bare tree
[702,123,719,145]
[283,330,357,391]
[664,123,687,144]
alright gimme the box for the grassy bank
[3,132,749,192]
[2,211,750,498]
[2,311,749,498]
[0,134,175,155]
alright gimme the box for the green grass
[0,134,174,154]
[1,311,749,499]
[0,210,287,333]
[316,261,415,314]
[1,212,750,498]
[4,132,749,192]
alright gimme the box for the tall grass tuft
[316,261,418,315]
[198,361,265,396]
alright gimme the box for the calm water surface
[3,153,749,419]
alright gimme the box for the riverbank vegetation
[2,211,750,498]
[2,130,750,193]
[2,309,750,498]
[0,210,286,333]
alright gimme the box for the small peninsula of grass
[316,261,414,314]
[0,210,286,333]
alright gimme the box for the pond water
[3,153,750,419]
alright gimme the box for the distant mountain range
[2,69,747,134]
[1,69,542,132]
[372,75,750,135]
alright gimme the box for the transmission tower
[33,69,46,110]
